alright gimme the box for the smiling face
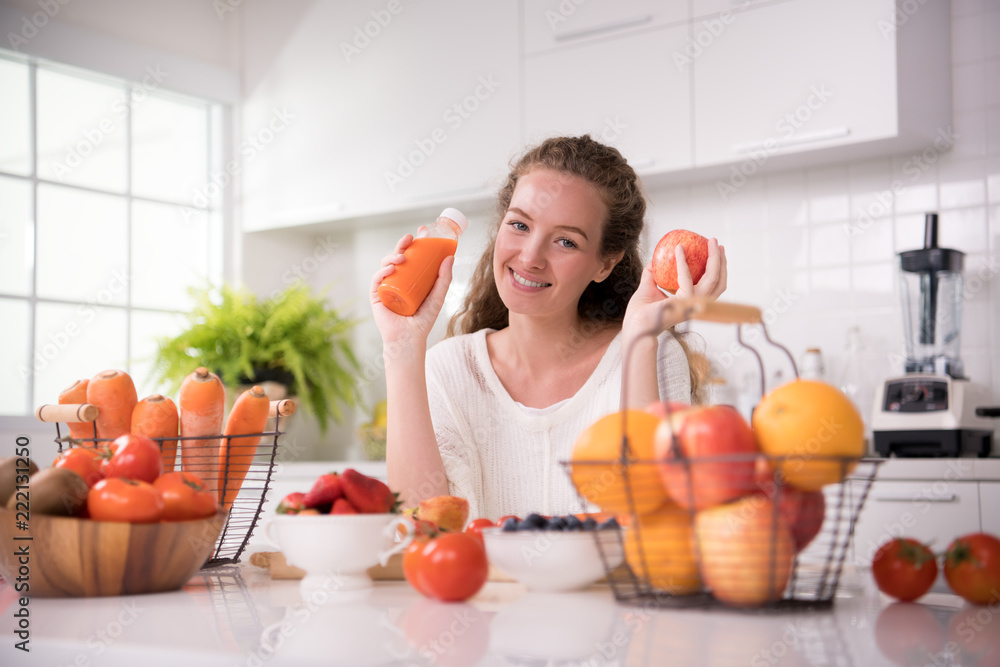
[493,168,620,320]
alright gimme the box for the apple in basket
[695,494,795,607]
[653,403,758,511]
[754,457,826,552]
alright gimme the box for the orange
[624,504,701,595]
[569,410,668,515]
[751,379,864,491]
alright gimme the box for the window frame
[0,48,233,424]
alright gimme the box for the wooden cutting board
[249,551,516,583]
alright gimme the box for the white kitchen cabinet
[981,482,1000,535]
[522,0,688,55]
[691,0,782,20]
[849,479,981,568]
[524,25,692,174]
[691,0,951,169]
[241,0,520,232]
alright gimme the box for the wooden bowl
[0,508,227,597]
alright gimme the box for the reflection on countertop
[1,561,996,666]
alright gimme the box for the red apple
[654,404,758,511]
[652,229,710,293]
[754,458,826,552]
[694,494,795,606]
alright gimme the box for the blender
[871,213,997,457]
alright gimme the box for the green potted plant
[151,282,362,433]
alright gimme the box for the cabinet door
[849,480,981,568]
[522,0,688,54]
[524,25,692,174]
[981,483,1000,535]
[692,0,898,167]
[241,0,520,231]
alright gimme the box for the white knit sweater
[425,328,692,520]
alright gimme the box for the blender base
[873,428,992,458]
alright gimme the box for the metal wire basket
[561,297,881,611]
[35,399,294,566]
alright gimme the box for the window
[0,50,225,416]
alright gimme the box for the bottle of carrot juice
[377,207,468,316]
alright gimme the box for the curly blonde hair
[447,135,705,402]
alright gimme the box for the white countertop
[3,459,993,666]
[0,563,987,667]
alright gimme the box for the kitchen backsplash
[649,0,999,433]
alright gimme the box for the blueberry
[582,517,598,531]
[522,513,548,530]
[547,516,566,531]
[501,517,520,532]
[599,517,620,531]
[563,515,584,531]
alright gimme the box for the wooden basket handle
[269,400,296,418]
[662,297,762,325]
[35,403,98,423]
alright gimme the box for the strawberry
[276,492,307,515]
[340,468,399,514]
[331,497,358,514]
[303,472,343,512]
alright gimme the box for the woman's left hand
[622,238,728,338]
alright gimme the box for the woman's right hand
[370,231,455,349]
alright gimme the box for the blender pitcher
[898,213,965,378]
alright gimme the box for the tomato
[153,472,218,521]
[87,478,164,523]
[465,518,495,546]
[98,442,119,477]
[871,538,938,602]
[104,434,162,483]
[496,515,520,527]
[943,532,1000,605]
[403,532,488,602]
[52,448,104,488]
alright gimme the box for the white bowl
[264,513,413,594]
[482,527,624,593]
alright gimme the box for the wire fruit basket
[35,399,294,566]
[562,297,881,611]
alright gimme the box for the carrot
[58,379,93,443]
[132,394,180,472]
[178,367,226,493]
[218,385,270,510]
[86,370,137,441]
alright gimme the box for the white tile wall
[649,1,1000,433]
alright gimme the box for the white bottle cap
[439,207,468,233]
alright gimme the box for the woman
[370,136,726,519]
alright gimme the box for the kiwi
[0,456,39,507]
[7,467,89,517]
